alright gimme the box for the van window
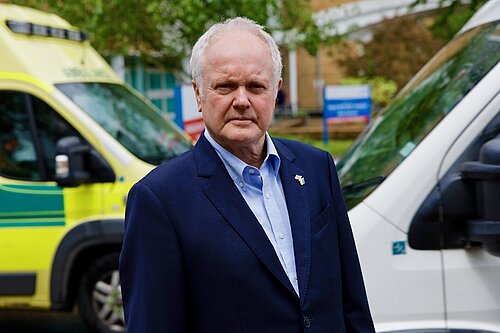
[0,92,81,181]
[56,83,191,165]
[0,93,38,180]
[32,96,82,179]
[336,20,500,209]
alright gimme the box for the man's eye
[216,83,234,90]
[248,84,265,91]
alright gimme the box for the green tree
[338,15,445,90]
[7,0,327,71]
[340,76,397,108]
[412,0,488,40]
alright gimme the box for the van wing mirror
[55,136,115,187]
[55,136,90,187]
[461,136,500,257]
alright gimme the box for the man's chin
[219,129,266,148]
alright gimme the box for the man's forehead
[210,69,270,82]
[206,30,268,56]
[206,55,273,79]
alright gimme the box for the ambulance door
[0,90,86,300]
[436,89,500,331]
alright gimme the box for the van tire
[78,253,125,333]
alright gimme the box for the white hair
[189,17,282,95]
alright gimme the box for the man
[120,17,375,333]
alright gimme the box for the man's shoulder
[139,149,196,187]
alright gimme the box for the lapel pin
[294,175,305,186]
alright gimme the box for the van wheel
[78,253,125,333]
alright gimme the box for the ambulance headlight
[32,24,49,36]
[6,20,31,35]
[50,27,65,39]
[5,19,87,42]
[66,30,86,42]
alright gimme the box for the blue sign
[324,98,372,119]
[323,84,372,121]
[323,84,372,144]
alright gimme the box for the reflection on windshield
[337,21,500,210]
[56,83,191,165]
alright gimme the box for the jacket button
[303,316,311,328]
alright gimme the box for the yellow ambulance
[0,4,192,333]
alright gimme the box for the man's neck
[205,130,268,168]
[223,139,267,168]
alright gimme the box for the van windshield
[56,82,192,165]
[336,20,500,210]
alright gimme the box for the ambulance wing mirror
[55,136,90,187]
[55,136,115,187]
[461,136,500,257]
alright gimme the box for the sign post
[323,84,372,145]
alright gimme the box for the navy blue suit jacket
[120,134,375,333]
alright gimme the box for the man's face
[193,31,281,153]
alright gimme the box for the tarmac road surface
[0,309,88,333]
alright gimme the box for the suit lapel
[274,139,312,305]
[193,135,298,298]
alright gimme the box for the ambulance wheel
[78,253,125,333]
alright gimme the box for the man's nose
[232,86,250,109]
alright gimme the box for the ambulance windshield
[336,20,500,210]
[56,83,192,165]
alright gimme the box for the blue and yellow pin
[294,175,305,186]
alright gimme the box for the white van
[337,0,500,331]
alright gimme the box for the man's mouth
[229,118,253,125]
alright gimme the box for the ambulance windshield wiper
[341,176,386,192]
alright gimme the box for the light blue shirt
[204,131,299,295]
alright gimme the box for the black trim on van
[50,219,123,310]
[409,95,500,251]
[0,273,36,295]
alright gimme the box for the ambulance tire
[78,252,125,333]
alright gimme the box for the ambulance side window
[0,92,40,180]
[31,96,81,180]
[0,91,81,181]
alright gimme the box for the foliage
[412,0,488,40]
[338,15,445,90]
[7,0,330,72]
[340,76,398,107]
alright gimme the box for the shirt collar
[204,130,281,183]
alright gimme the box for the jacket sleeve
[119,182,188,333]
[328,154,376,333]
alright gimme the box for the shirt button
[249,169,255,174]
[265,193,270,199]
[278,232,284,239]
[303,316,311,328]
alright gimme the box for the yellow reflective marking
[0,218,64,223]
[0,72,53,93]
[0,184,63,195]
[0,210,64,217]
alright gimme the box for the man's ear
[192,81,203,113]
[274,78,283,103]
[275,78,283,99]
